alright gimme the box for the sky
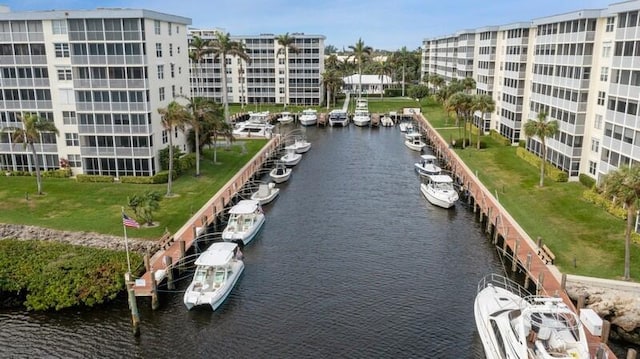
[7,0,616,50]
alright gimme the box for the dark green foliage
[579,174,596,189]
[384,88,403,97]
[0,240,140,311]
[516,147,568,182]
[41,169,72,178]
[75,174,114,183]
[407,85,429,100]
[158,146,184,172]
[489,130,513,146]
[128,191,162,225]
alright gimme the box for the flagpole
[122,207,132,274]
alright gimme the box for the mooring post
[627,348,637,359]
[485,207,492,234]
[492,217,499,244]
[179,240,186,273]
[560,273,567,292]
[143,253,150,273]
[164,255,174,290]
[151,270,159,310]
[502,234,508,254]
[536,272,544,295]
[524,252,532,288]
[601,320,611,345]
[577,294,586,315]
[536,236,542,249]
[511,239,520,272]
[125,272,140,337]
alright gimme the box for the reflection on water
[2,125,507,358]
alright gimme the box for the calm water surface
[1,125,506,358]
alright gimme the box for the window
[157,64,164,79]
[602,43,611,58]
[159,87,165,101]
[594,114,602,129]
[597,91,605,106]
[62,111,76,124]
[52,20,67,34]
[170,63,175,78]
[54,43,70,57]
[588,161,596,175]
[162,130,168,144]
[171,85,176,98]
[606,17,615,32]
[156,43,162,57]
[600,67,608,82]
[591,139,599,152]
[57,68,72,80]
[67,154,81,167]
[65,133,79,146]
[154,20,161,35]
[168,22,172,35]
[169,44,173,56]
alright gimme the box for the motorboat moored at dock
[414,154,442,177]
[420,174,459,208]
[250,182,280,206]
[221,199,266,245]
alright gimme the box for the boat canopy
[429,175,454,183]
[195,242,237,266]
[302,109,317,115]
[229,200,261,214]
[421,154,437,160]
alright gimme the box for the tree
[429,74,445,96]
[392,46,413,97]
[325,53,340,72]
[462,76,476,94]
[181,96,219,176]
[277,33,300,109]
[189,35,212,98]
[128,191,162,226]
[472,94,495,150]
[448,92,473,148]
[1,113,59,195]
[348,38,373,98]
[158,101,190,197]
[374,60,393,98]
[324,44,338,54]
[407,85,429,101]
[235,41,250,110]
[321,69,343,109]
[523,112,559,187]
[600,164,640,281]
[210,32,250,123]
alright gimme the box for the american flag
[122,213,140,228]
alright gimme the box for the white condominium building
[188,29,325,106]
[0,7,191,176]
[422,0,640,182]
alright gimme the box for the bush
[177,153,196,173]
[489,130,512,146]
[384,88,403,97]
[41,168,72,178]
[159,146,185,172]
[579,174,596,188]
[582,188,626,219]
[75,174,114,183]
[516,147,568,182]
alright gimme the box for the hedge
[75,174,114,183]
[516,147,568,182]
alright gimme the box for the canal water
[1,125,506,358]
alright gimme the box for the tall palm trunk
[220,53,230,123]
[284,49,289,108]
[29,143,43,195]
[402,65,406,97]
[167,132,174,196]
[194,128,201,176]
[539,139,546,187]
[358,65,362,98]
[624,207,633,280]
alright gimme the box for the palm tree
[448,92,473,148]
[523,112,559,187]
[375,60,393,98]
[210,32,250,124]
[472,94,495,150]
[2,113,59,195]
[462,76,477,94]
[189,35,212,98]
[600,164,640,281]
[348,38,373,99]
[429,74,445,97]
[321,69,343,109]
[325,53,341,72]
[158,101,190,197]
[181,96,218,176]
[235,41,250,110]
[276,33,300,109]
[392,46,414,97]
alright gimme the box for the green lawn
[0,140,268,239]
[418,99,639,281]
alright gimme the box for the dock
[414,113,617,358]
[131,136,281,298]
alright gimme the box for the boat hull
[299,118,317,126]
[404,140,425,152]
[420,183,458,208]
[270,168,291,183]
[251,188,280,205]
[184,260,245,311]
[281,153,302,167]
[221,214,265,245]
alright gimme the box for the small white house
[342,74,393,95]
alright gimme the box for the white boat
[414,154,442,177]
[278,112,294,124]
[183,242,244,311]
[355,98,368,110]
[270,163,292,183]
[380,115,394,127]
[352,109,371,127]
[299,109,318,126]
[285,137,311,154]
[398,121,411,132]
[232,111,274,138]
[250,182,280,206]
[405,131,422,140]
[221,199,266,245]
[420,174,459,208]
[329,109,349,127]
[474,274,591,359]
[404,133,426,152]
[281,148,302,167]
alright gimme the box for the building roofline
[0,7,191,24]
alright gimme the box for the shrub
[158,146,185,172]
[42,168,72,178]
[582,188,626,219]
[75,174,114,183]
[489,130,512,146]
[579,174,596,188]
[384,88,403,97]
[516,147,568,182]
